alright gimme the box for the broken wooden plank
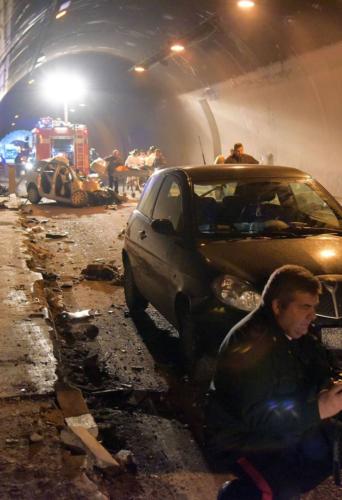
[70,426,121,471]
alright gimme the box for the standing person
[225,143,259,164]
[145,146,157,168]
[152,148,167,170]
[104,149,123,193]
[214,154,225,165]
[205,265,342,499]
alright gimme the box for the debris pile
[81,263,123,285]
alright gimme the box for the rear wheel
[27,184,41,204]
[71,190,88,207]
[124,258,148,313]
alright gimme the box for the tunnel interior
[1,0,342,195]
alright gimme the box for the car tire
[27,184,41,204]
[124,258,148,313]
[177,303,201,373]
[71,190,88,207]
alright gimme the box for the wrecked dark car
[25,157,120,207]
[123,165,342,369]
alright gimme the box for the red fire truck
[32,117,89,174]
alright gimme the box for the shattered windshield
[193,179,342,237]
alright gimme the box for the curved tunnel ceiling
[2,0,342,98]
[2,0,342,174]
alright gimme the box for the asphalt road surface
[21,199,341,500]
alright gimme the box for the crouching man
[205,265,342,499]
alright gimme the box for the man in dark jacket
[104,149,123,192]
[225,143,259,164]
[206,265,342,499]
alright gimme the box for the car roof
[156,164,311,182]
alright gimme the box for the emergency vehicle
[32,117,89,174]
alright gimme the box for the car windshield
[193,178,342,237]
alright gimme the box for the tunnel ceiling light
[134,65,146,73]
[28,78,35,85]
[237,0,255,9]
[11,122,16,127]
[56,10,67,19]
[170,43,185,53]
[42,73,86,103]
[14,114,19,119]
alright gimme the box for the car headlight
[212,275,261,311]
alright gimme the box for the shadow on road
[130,309,182,371]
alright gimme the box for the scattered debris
[72,473,109,500]
[45,288,64,311]
[66,413,99,438]
[81,263,122,284]
[60,281,73,288]
[70,426,121,472]
[42,271,59,281]
[56,383,90,418]
[46,231,69,239]
[42,408,65,428]
[114,449,137,472]
[59,309,95,321]
[60,429,86,454]
[29,432,44,443]
[117,228,125,239]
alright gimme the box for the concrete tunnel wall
[157,41,342,198]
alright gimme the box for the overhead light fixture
[134,66,146,73]
[170,43,185,53]
[28,79,35,85]
[55,10,67,19]
[14,114,19,119]
[42,73,86,103]
[237,0,255,8]
[11,122,16,127]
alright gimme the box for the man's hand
[318,382,342,419]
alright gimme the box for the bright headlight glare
[212,275,261,311]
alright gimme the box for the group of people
[205,264,342,499]
[215,143,259,165]
[99,146,167,193]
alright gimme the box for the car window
[193,179,342,236]
[290,182,340,228]
[138,174,163,218]
[193,182,237,201]
[152,176,184,233]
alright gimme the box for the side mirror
[151,218,175,235]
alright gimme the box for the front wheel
[124,258,148,313]
[27,184,41,204]
[71,190,88,207]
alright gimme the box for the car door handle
[139,230,147,240]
